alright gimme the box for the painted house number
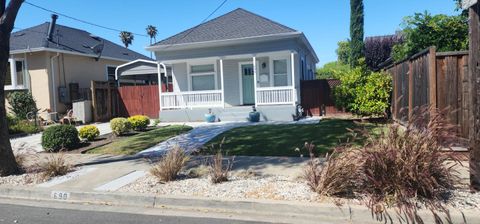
[51,191,70,200]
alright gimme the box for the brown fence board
[300,79,346,116]
[384,47,470,139]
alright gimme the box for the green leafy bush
[7,91,38,120]
[78,125,100,141]
[110,117,131,136]
[41,125,80,152]
[333,60,392,116]
[128,115,150,131]
[316,61,350,79]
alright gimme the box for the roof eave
[298,33,319,63]
[146,32,303,52]
[10,47,136,62]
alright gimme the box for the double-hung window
[189,64,216,91]
[273,59,288,86]
[106,65,117,81]
[5,59,26,90]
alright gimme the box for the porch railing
[161,90,223,109]
[256,87,295,105]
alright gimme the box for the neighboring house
[118,8,318,121]
[6,14,149,117]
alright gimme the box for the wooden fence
[117,85,160,118]
[384,47,469,139]
[300,79,347,116]
[91,81,119,122]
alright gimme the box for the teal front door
[241,64,255,105]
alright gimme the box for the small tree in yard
[0,0,24,176]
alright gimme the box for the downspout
[50,52,60,113]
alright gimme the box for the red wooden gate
[118,85,160,118]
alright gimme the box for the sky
[13,0,460,67]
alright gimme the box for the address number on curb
[51,191,70,200]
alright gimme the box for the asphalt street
[0,203,267,224]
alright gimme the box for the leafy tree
[365,34,403,70]
[7,91,38,120]
[391,12,468,61]
[146,25,157,58]
[349,0,364,67]
[0,0,24,176]
[119,31,134,48]
[336,41,351,65]
[316,61,350,79]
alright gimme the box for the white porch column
[9,58,17,87]
[158,62,167,112]
[253,56,258,107]
[290,52,296,106]
[220,58,225,108]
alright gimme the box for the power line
[24,1,148,37]
[162,0,228,49]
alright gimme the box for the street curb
[0,186,476,223]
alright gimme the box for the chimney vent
[47,14,58,41]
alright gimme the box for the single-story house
[117,8,318,121]
[6,14,149,117]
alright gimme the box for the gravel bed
[449,189,480,210]
[120,174,480,210]
[0,173,45,186]
[120,174,319,202]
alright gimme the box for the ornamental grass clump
[208,142,234,184]
[39,154,72,180]
[304,107,461,222]
[150,146,189,182]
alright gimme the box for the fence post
[408,60,413,120]
[429,47,437,110]
[91,80,97,122]
[468,3,480,191]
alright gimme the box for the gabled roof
[152,8,298,46]
[10,22,150,61]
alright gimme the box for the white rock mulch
[449,189,480,210]
[119,174,319,202]
[0,173,45,186]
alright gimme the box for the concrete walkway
[10,122,112,154]
[137,117,321,157]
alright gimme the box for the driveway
[10,122,112,154]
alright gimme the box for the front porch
[158,50,299,111]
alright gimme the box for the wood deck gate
[117,85,160,118]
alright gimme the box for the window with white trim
[273,59,288,86]
[106,65,117,81]
[189,64,216,91]
[5,59,26,90]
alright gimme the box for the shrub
[128,115,150,131]
[208,146,234,184]
[7,91,38,120]
[305,107,461,222]
[39,154,72,180]
[110,117,131,136]
[78,125,100,141]
[41,125,80,152]
[150,146,189,182]
[316,61,350,79]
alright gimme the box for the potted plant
[204,108,216,123]
[248,106,260,122]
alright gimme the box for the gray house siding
[155,39,300,61]
[172,62,188,92]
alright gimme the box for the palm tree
[119,31,134,48]
[146,25,158,58]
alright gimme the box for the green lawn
[88,125,193,155]
[204,119,385,157]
